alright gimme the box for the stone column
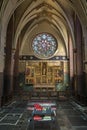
[3,18,13,103]
[68,35,74,94]
[0,54,4,107]
[10,49,15,96]
[83,29,87,95]
[3,48,15,104]
[73,49,77,96]
[13,42,20,94]
[75,16,83,95]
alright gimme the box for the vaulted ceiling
[0,0,87,57]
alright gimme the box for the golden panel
[25,61,63,85]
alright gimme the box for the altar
[27,101,57,130]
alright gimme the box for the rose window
[32,33,57,59]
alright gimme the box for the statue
[42,62,47,75]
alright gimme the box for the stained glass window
[32,33,57,59]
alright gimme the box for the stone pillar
[69,35,74,94]
[73,49,77,96]
[0,54,4,107]
[10,49,15,96]
[83,29,87,95]
[3,17,13,103]
[13,42,20,94]
[75,16,83,95]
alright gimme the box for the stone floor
[0,99,87,130]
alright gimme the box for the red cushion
[33,115,42,120]
[34,104,43,110]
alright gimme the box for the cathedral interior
[0,0,87,130]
